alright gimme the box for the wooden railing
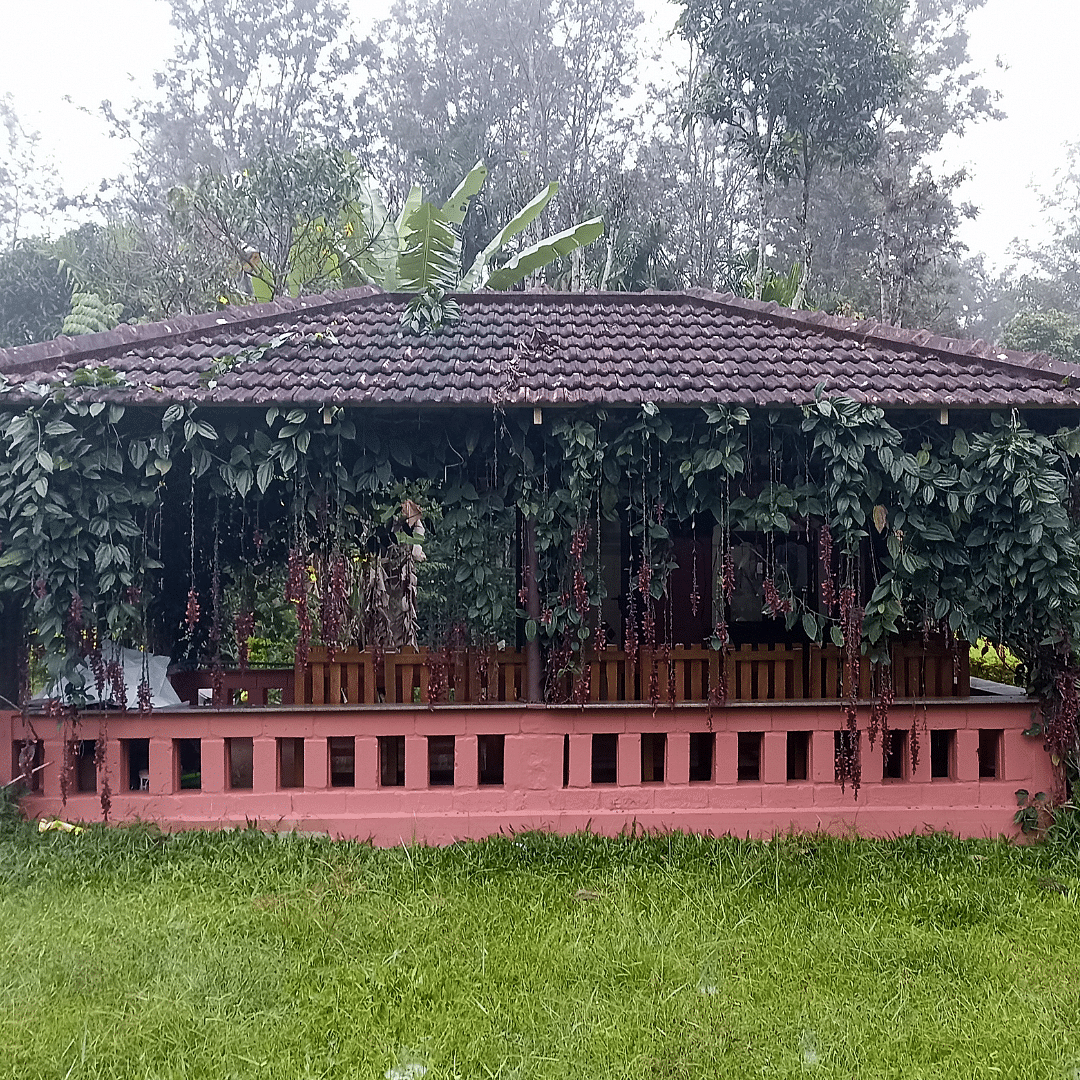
[173,640,970,708]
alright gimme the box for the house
[0,287,1073,842]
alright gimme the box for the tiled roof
[2,287,1079,410]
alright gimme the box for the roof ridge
[681,288,1080,384]
[0,286,386,374]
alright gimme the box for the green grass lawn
[1,819,1079,1080]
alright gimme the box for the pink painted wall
[2,700,1058,845]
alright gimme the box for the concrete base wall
[3,700,1057,845]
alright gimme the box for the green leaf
[256,460,275,493]
[441,161,487,225]
[461,182,559,291]
[802,612,819,641]
[397,201,461,294]
[484,217,605,291]
[830,625,844,648]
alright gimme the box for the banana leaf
[484,217,604,291]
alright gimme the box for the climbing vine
[2,377,1080,781]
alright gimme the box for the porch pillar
[40,733,66,798]
[911,734,932,784]
[304,736,328,789]
[102,735,123,798]
[618,733,639,786]
[715,731,739,785]
[667,732,690,785]
[523,516,542,703]
[404,734,427,790]
[252,737,278,791]
[201,737,226,794]
[568,733,592,788]
[762,731,787,784]
[455,734,478,789]
[860,729,883,785]
[955,729,980,782]
[811,730,834,784]
[148,737,174,795]
[356,735,379,788]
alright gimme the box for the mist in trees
[1,0,1078,353]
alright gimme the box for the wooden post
[524,515,542,703]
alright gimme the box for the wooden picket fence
[176,639,970,708]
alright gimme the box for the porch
[4,692,1050,844]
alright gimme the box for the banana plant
[249,160,604,331]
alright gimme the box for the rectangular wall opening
[122,738,150,792]
[379,736,405,787]
[175,739,201,790]
[478,734,504,785]
[562,734,570,788]
[930,730,954,779]
[278,737,305,788]
[737,732,762,782]
[786,731,811,781]
[428,735,455,786]
[591,733,618,784]
[641,733,666,783]
[329,737,355,787]
[883,729,907,780]
[11,739,43,792]
[71,739,97,793]
[834,731,860,782]
[978,729,1002,779]
[226,737,253,789]
[689,732,714,782]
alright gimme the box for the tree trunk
[792,147,813,309]
[754,159,768,301]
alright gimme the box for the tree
[1002,309,1080,363]
[107,0,370,186]
[0,244,74,348]
[767,0,999,328]
[0,95,60,251]
[677,0,791,300]
[364,0,637,283]
[679,0,906,304]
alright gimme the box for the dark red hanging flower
[184,588,200,632]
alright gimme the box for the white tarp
[36,647,183,709]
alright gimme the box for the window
[737,732,762,782]
[428,736,455,786]
[478,734,504,786]
[278,738,305,788]
[562,734,570,788]
[689,732,714,783]
[70,739,97,793]
[978,729,1002,779]
[591,734,618,784]
[883,729,907,780]
[786,731,811,781]
[329,737,355,787]
[379,736,405,787]
[930,730,954,780]
[122,738,150,792]
[175,739,201,790]
[11,740,43,792]
[227,737,253,789]
[641,733,666,783]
